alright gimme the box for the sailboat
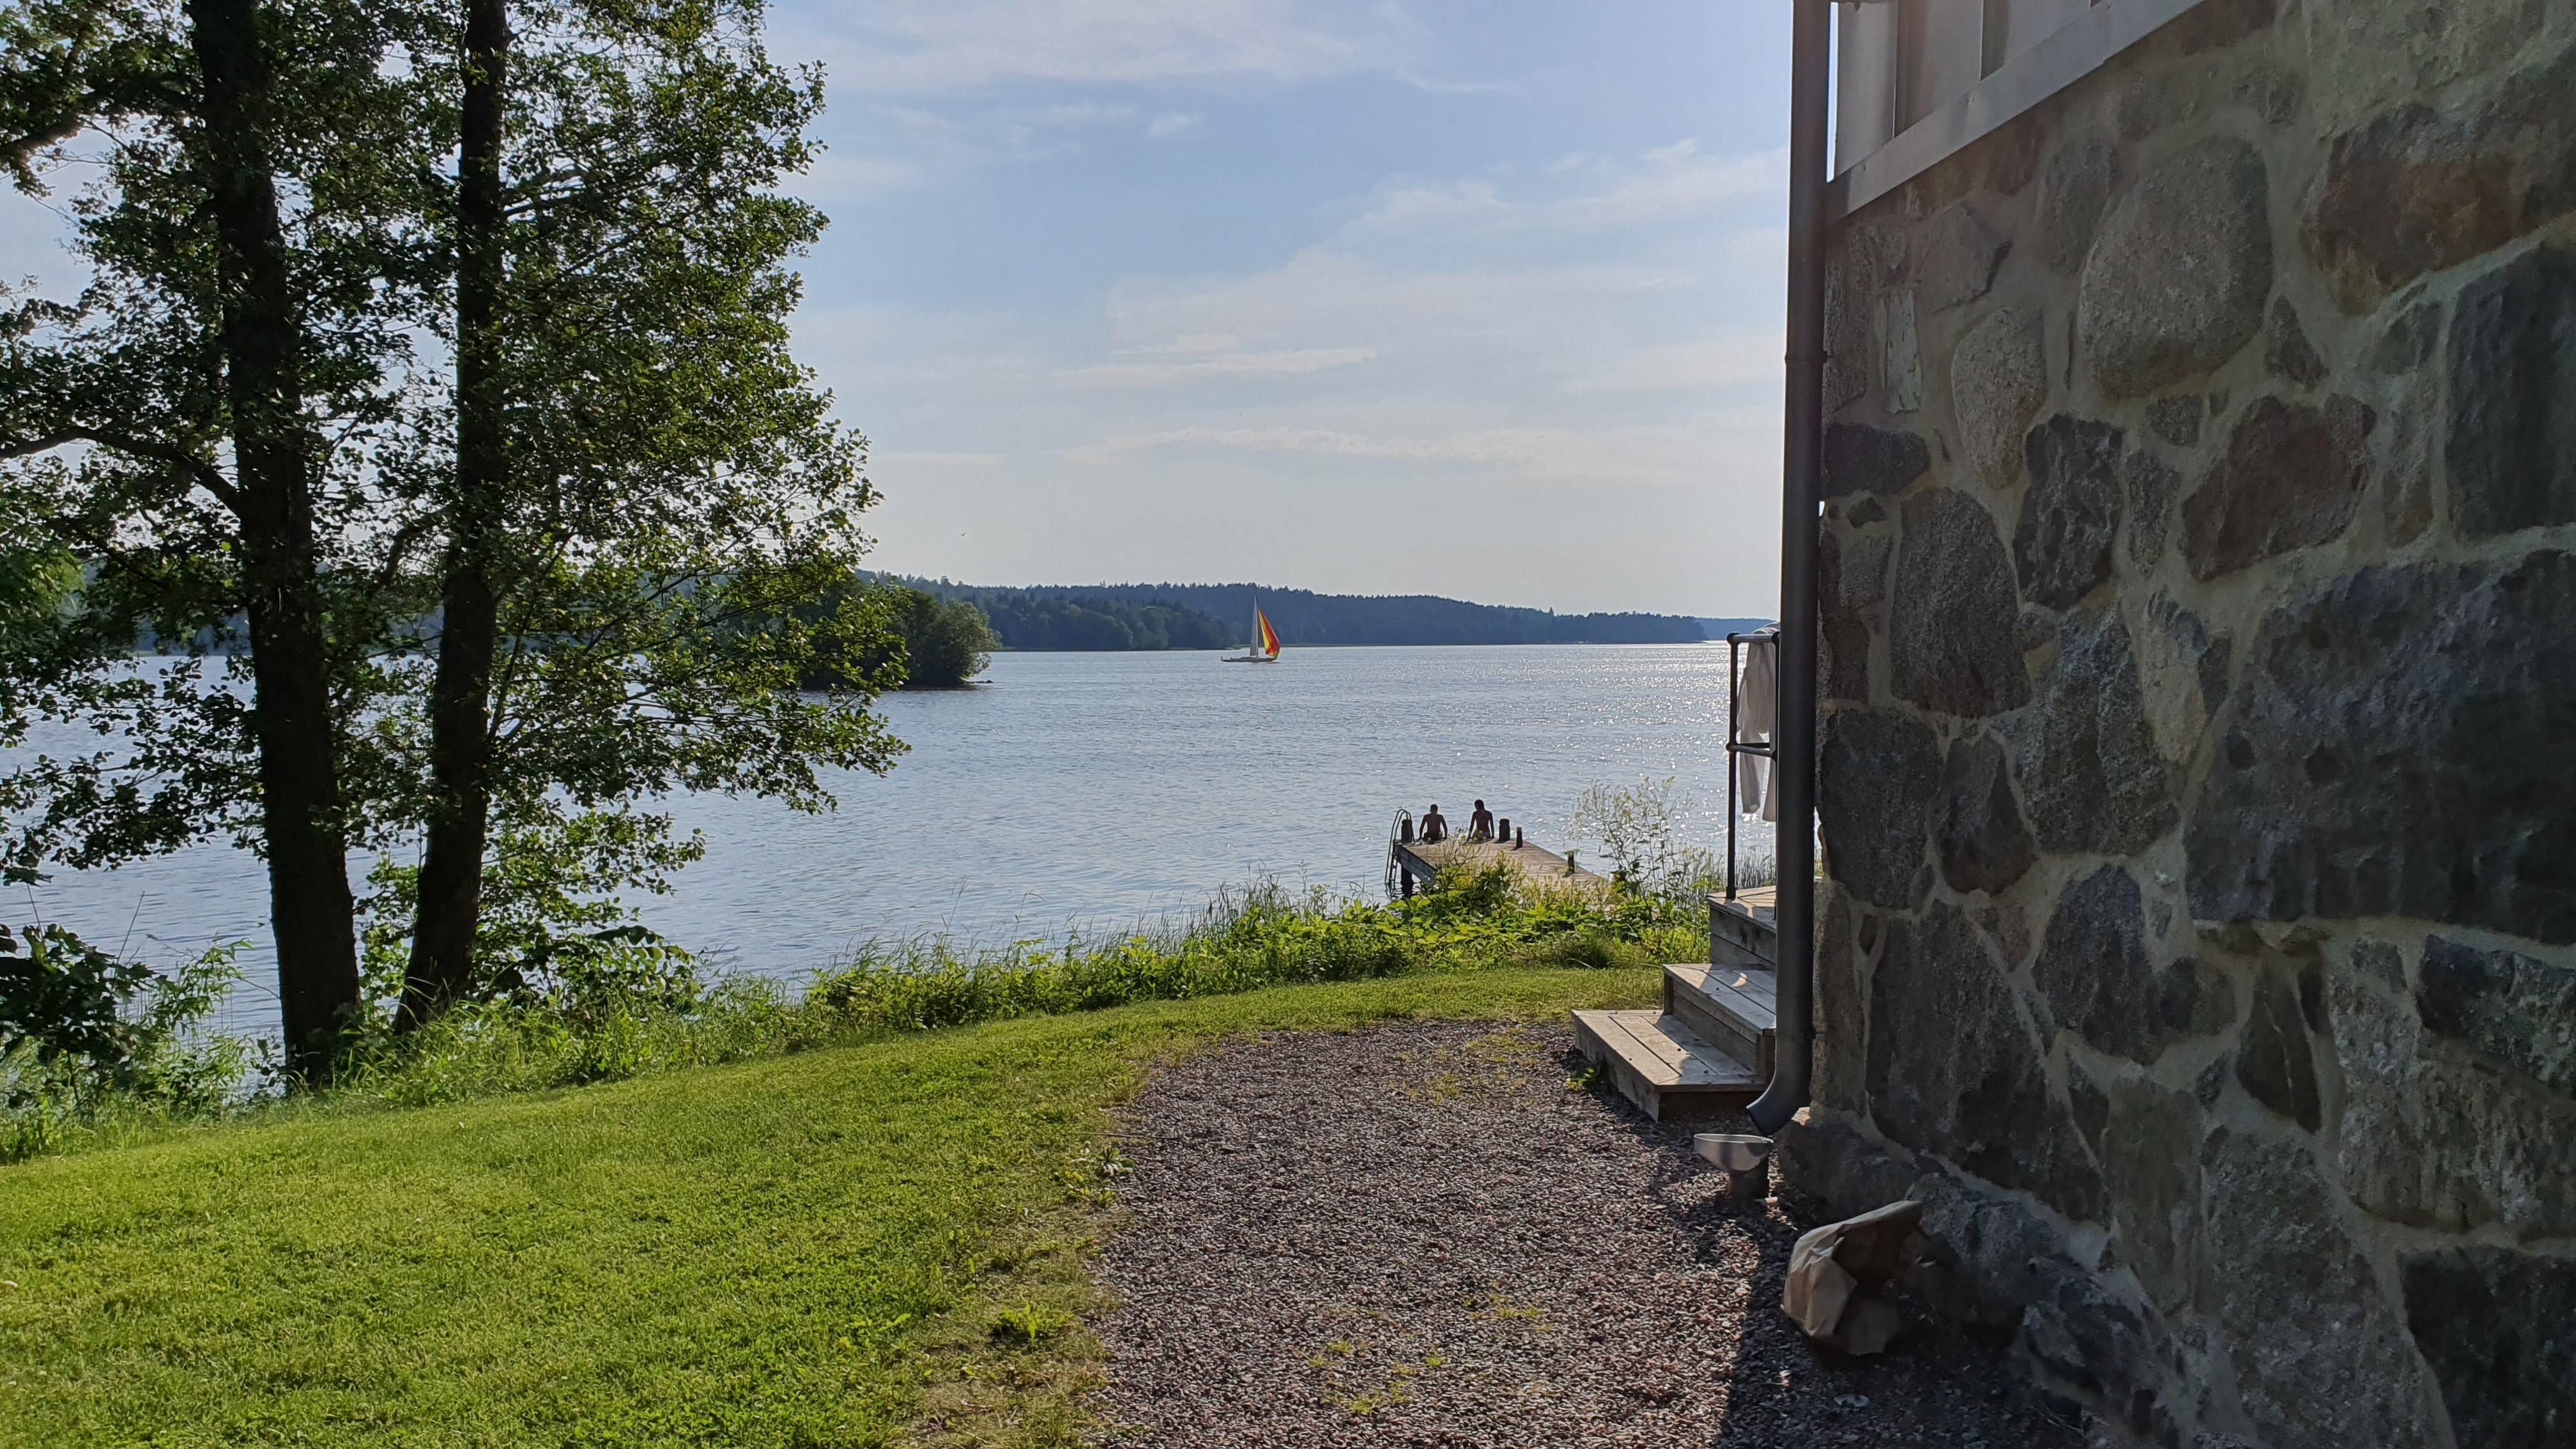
[1225,604,1282,663]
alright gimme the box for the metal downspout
[1747,0,1832,1135]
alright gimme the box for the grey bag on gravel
[1782,1199,1924,1356]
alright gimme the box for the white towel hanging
[1736,632,1779,822]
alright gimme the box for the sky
[1,1,1804,618]
[772,0,1804,617]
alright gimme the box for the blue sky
[772,0,1800,617]
[0,2,1801,617]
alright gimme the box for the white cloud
[1326,144,1781,250]
[1071,420,1737,477]
[1145,112,1202,139]
[801,138,1796,612]
[1572,332,1786,394]
[1034,102,1142,127]
[1055,344,1376,388]
[776,0,1433,96]
[872,450,1012,475]
[801,153,931,198]
[882,105,963,134]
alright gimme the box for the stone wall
[1777,2,2576,1445]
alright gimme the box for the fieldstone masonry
[1779,4,2576,1445]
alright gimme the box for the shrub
[6,866,1712,1151]
[1572,776,1726,901]
[360,806,707,1021]
[0,926,255,1161]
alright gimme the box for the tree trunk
[185,0,362,1079]
[402,0,509,1026]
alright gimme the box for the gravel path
[1091,1020,2088,1448]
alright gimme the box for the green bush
[0,926,255,1162]
[802,868,1702,1038]
[4,864,1713,1149]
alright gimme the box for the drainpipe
[1747,0,1832,1136]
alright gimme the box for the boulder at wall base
[2181,395,2376,581]
[2331,965,2576,1240]
[2067,1062,2203,1315]
[2186,553,2576,946]
[1782,1198,1924,1355]
[2015,1252,2184,1445]
[2200,1126,2441,1449]
[1772,1107,1920,1222]
[1818,710,1939,911]
[1866,903,2106,1223]
[2400,1247,2576,1448]
[2078,137,2273,399]
[1889,488,2030,717]
[1901,1164,2072,1331]
[2447,243,2576,538]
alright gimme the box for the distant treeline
[935,588,1238,652]
[896,578,1767,650]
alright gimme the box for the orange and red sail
[1256,608,1281,657]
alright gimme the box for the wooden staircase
[1570,893,1779,1123]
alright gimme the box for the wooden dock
[1387,836,1610,897]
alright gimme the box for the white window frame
[1834,0,2211,216]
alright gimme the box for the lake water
[13,645,1773,1037]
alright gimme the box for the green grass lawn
[0,967,1655,1448]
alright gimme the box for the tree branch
[0,427,240,510]
[2,116,84,187]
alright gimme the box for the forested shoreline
[903,577,1762,650]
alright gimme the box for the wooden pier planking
[1389,836,1611,893]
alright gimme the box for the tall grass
[0,936,260,1162]
[804,872,1699,1033]
[8,866,1711,1148]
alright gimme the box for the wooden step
[1662,963,1777,1079]
[1570,1009,1762,1123]
[1707,893,1778,970]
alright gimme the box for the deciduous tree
[390,0,899,1019]
[0,0,437,1077]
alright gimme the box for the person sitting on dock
[1468,800,1494,841]
[1420,803,1449,843]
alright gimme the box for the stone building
[1774,1,2576,1444]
